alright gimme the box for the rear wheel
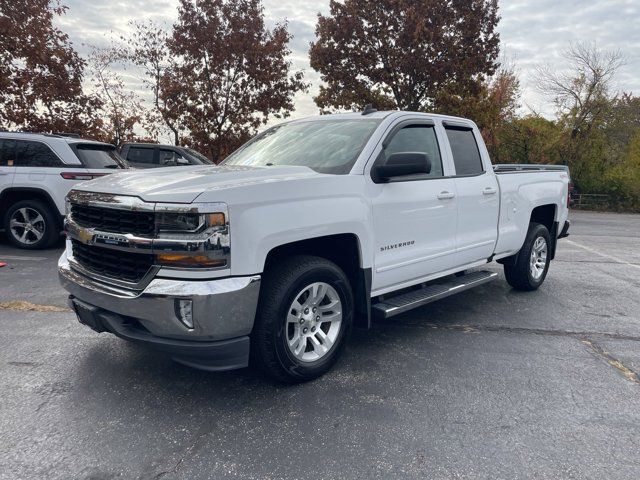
[3,200,59,249]
[504,222,551,291]
[251,255,353,383]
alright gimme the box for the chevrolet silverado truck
[59,110,570,383]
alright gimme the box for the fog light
[174,299,194,329]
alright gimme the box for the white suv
[0,132,128,249]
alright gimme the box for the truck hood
[73,165,321,203]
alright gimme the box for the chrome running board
[372,270,498,319]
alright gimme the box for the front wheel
[251,255,353,383]
[504,222,551,291]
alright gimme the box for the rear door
[11,139,77,215]
[444,123,499,265]
[0,139,16,195]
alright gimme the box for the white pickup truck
[59,110,570,382]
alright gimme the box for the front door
[370,121,458,294]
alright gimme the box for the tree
[87,46,143,146]
[169,0,307,161]
[309,0,500,113]
[536,43,624,140]
[0,0,99,133]
[495,115,563,165]
[536,43,625,187]
[125,21,185,146]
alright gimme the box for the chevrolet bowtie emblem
[77,228,94,244]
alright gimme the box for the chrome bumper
[58,251,260,342]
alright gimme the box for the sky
[55,0,640,130]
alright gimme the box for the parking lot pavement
[1,210,640,480]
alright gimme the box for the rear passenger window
[127,147,155,164]
[384,125,443,178]
[8,140,62,167]
[445,127,484,176]
[0,139,8,166]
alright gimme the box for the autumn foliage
[169,0,307,160]
[309,0,500,113]
[0,0,99,133]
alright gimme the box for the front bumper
[558,220,570,239]
[69,297,250,371]
[59,251,260,370]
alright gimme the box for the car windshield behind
[222,119,381,174]
[73,144,127,169]
[184,148,213,164]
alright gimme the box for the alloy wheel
[285,282,343,363]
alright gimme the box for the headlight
[155,212,225,233]
[154,206,229,269]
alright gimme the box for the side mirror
[176,157,190,166]
[372,152,431,182]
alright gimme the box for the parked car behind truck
[0,133,127,249]
[59,110,570,382]
[120,143,212,168]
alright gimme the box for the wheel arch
[530,203,558,260]
[263,233,372,329]
[0,187,63,226]
[498,202,559,266]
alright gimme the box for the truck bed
[493,164,569,174]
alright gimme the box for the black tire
[251,255,354,383]
[3,199,59,249]
[504,222,551,291]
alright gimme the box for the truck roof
[288,110,477,125]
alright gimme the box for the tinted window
[2,139,62,167]
[159,149,180,166]
[0,139,10,166]
[127,147,155,164]
[445,127,484,176]
[73,144,126,169]
[384,125,443,177]
[223,120,380,174]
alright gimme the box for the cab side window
[445,127,484,176]
[384,125,443,178]
[8,140,62,167]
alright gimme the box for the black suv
[120,143,212,168]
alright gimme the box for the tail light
[568,182,574,207]
[60,172,110,180]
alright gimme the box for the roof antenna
[361,104,377,115]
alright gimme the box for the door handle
[437,191,455,200]
[483,187,497,195]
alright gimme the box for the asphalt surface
[1,210,639,479]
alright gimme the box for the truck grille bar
[71,240,154,284]
[70,204,155,237]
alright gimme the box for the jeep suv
[0,132,127,249]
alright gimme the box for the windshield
[222,119,381,174]
[184,148,213,164]
[73,144,127,169]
